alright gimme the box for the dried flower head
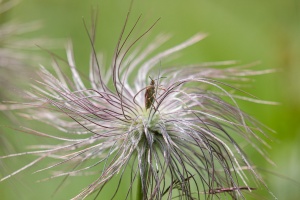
[0,0,57,178]
[0,11,276,200]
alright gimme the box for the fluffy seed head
[0,12,276,200]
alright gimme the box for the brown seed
[145,78,156,110]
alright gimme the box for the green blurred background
[1,0,299,199]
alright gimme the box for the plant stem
[136,173,143,200]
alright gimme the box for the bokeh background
[0,0,299,199]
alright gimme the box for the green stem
[136,173,143,200]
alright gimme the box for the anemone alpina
[0,11,277,200]
[0,0,58,179]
